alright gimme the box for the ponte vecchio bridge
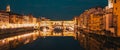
[39,20,77,38]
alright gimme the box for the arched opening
[53,25,63,33]
[40,26,49,32]
[65,26,74,32]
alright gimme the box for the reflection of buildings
[0,30,39,50]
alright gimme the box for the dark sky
[0,0,107,20]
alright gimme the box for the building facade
[113,0,120,37]
[0,11,9,29]
[89,14,103,32]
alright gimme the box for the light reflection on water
[77,32,120,50]
[0,30,40,50]
[0,30,119,50]
[0,30,76,50]
[0,29,77,50]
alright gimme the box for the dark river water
[13,36,84,50]
[1,30,119,50]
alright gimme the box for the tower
[108,0,113,8]
[6,5,11,12]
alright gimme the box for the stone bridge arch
[39,20,76,37]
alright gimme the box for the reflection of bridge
[39,20,77,37]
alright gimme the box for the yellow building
[0,11,9,28]
[9,15,16,23]
[78,11,89,29]
[9,13,23,24]
[78,15,83,28]
[32,17,37,24]
[89,14,103,32]
[28,15,34,23]
[113,0,120,37]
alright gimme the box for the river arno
[0,30,84,50]
[78,31,120,50]
[0,30,120,50]
[0,30,40,50]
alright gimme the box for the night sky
[0,0,107,20]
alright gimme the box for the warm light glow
[2,39,5,44]
[43,27,47,33]
[1,25,6,29]
[0,32,37,45]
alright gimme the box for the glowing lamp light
[1,25,6,29]
[43,27,47,32]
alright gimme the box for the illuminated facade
[0,5,39,29]
[9,13,23,24]
[113,0,120,37]
[0,0,119,37]
[89,14,103,31]
[39,20,76,36]
[102,8,116,36]
[78,11,89,29]
[0,11,9,29]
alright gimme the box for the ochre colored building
[88,14,103,32]
[113,0,120,37]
